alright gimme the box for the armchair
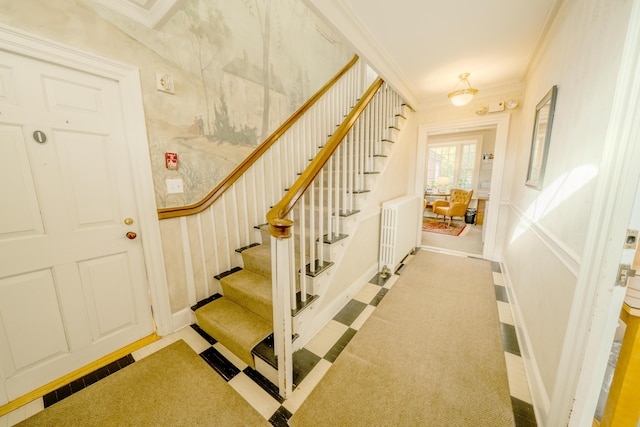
[432,189,473,225]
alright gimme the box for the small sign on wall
[165,152,178,170]
[156,73,175,94]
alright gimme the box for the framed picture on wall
[526,85,558,189]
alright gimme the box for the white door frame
[415,113,510,261]
[554,0,640,423]
[0,24,172,336]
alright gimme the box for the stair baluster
[298,194,307,305]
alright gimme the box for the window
[426,139,479,192]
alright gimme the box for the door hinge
[615,264,636,287]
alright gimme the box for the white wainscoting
[501,202,583,427]
[509,203,581,277]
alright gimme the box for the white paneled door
[0,50,154,402]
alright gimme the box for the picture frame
[526,85,558,189]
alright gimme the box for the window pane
[427,146,456,189]
[458,169,473,189]
[461,145,476,169]
[458,144,476,190]
[426,141,477,192]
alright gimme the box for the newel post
[269,218,294,398]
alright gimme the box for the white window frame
[425,135,483,193]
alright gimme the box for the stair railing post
[269,219,294,398]
[298,197,307,304]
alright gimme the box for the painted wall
[500,0,633,422]
[0,0,352,209]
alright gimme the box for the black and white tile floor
[1,250,537,427]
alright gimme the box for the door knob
[124,217,134,225]
[126,231,137,240]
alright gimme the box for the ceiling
[92,0,562,109]
[304,0,563,109]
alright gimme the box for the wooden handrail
[158,55,359,220]
[267,77,384,238]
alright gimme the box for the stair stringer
[291,106,415,349]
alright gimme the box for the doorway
[421,129,496,257]
[415,114,510,261]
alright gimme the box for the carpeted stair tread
[195,298,272,368]
[241,245,272,278]
[221,269,273,321]
[241,244,310,281]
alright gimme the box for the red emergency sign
[165,152,178,170]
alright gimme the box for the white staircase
[160,56,412,398]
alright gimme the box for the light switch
[166,178,183,194]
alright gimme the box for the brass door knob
[124,217,134,225]
[126,231,137,240]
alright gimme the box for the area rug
[17,340,269,427]
[422,217,466,236]
[289,250,513,427]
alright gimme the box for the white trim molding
[88,0,185,29]
[172,307,195,332]
[508,203,581,277]
[500,260,549,425]
[180,216,197,307]
[560,0,640,424]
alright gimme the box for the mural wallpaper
[87,0,353,208]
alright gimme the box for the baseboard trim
[500,259,550,426]
[172,307,194,331]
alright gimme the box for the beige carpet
[290,250,514,426]
[17,340,269,427]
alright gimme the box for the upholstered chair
[432,189,474,225]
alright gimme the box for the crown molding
[87,0,185,29]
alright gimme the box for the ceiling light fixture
[448,73,478,106]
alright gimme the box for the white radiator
[379,195,422,273]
